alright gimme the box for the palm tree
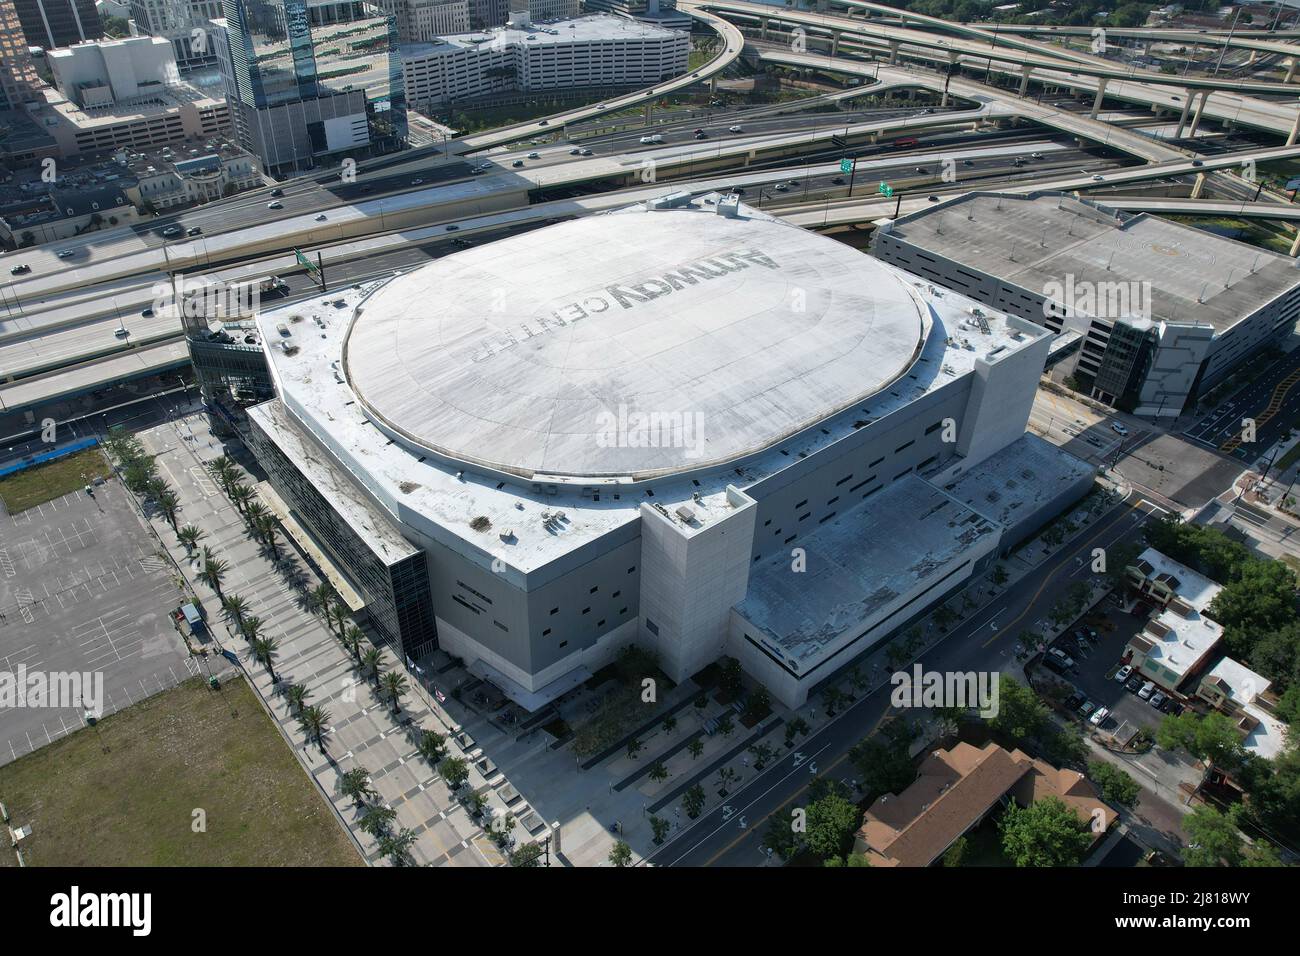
[206,455,236,490]
[361,647,384,686]
[378,828,418,866]
[228,482,254,513]
[359,804,396,838]
[253,636,280,682]
[308,583,335,622]
[340,766,376,807]
[177,524,205,556]
[381,670,409,714]
[156,487,180,531]
[241,615,263,645]
[200,556,229,597]
[245,500,269,536]
[285,682,310,715]
[300,704,331,752]
[256,514,280,559]
[341,624,364,661]
[328,601,350,639]
[221,593,249,631]
[416,729,445,765]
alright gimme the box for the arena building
[235,192,1093,710]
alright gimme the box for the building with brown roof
[853,741,1114,867]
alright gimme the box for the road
[654,492,1164,867]
[1183,348,1300,460]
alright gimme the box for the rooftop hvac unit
[675,505,695,522]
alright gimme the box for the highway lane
[1183,348,1300,460]
[653,492,1165,867]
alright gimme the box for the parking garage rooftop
[887,192,1300,333]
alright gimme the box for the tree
[648,760,668,783]
[682,784,706,819]
[359,804,396,838]
[1183,804,1244,867]
[743,686,772,724]
[1087,760,1140,807]
[439,756,470,790]
[687,738,704,760]
[341,624,365,661]
[416,729,445,765]
[329,602,350,641]
[244,500,269,535]
[662,714,677,735]
[308,583,336,623]
[991,564,1009,586]
[942,836,968,867]
[784,716,810,749]
[989,675,1049,744]
[608,840,633,867]
[716,766,737,794]
[340,766,376,807]
[627,737,643,759]
[1157,711,1246,773]
[253,636,280,682]
[510,842,544,867]
[999,797,1093,867]
[380,670,409,714]
[762,814,798,861]
[177,524,205,556]
[719,656,744,701]
[228,482,254,513]
[650,815,671,845]
[823,686,846,717]
[285,682,310,715]
[850,720,917,797]
[221,593,248,630]
[749,743,774,770]
[300,704,331,752]
[717,713,734,737]
[378,828,418,866]
[361,646,384,685]
[241,615,263,645]
[805,789,860,862]
[200,556,228,597]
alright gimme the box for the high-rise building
[128,0,225,68]
[12,0,102,49]
[378,0,467,42]
[0,0,41,110]
[211,0,407,174]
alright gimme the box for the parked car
[1115,664,1133,683]
[1047,647,1074,670]
[1078,700,1096,718]
[1125,675,1143,693]
[1149,691,1167,709]
[1138,681,1155,700]
[1159,696,1176,712]
[1090,706,1110,727]
[1065,692,1085,710]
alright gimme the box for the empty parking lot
[0,478,196,766]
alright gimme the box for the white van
[639,134,663,144]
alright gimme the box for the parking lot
[0,478,196,766]
[1046,600,1181,737]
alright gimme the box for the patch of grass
[0,447,113,514]
[0,677,360,867]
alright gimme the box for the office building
[12,0,101,49]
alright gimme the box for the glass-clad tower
[214,0,406,173]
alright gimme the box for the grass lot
[0,447,113,514]
[0,677,360,867]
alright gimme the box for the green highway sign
[839,158,853,174]
[295,248,319,274]
[878,182,894,198]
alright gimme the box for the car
[1078,700,1096,718]
[57,249,75,258]
[141,307,154,317]
[1047,647,1074,669]
[1031,151,1043,159]
[1092,174,1105,182]
[1191,160,1203,168]
[915,166,927,174]
[1159,696,1176,712]
[162,225,182,238]
[270,188,283,197]
[527,152,540,159]
[729,125,743,132]
[580,148,593,156]
[315,214,327,222]
[267,201,283,209]
[692,72,699,77]
[1115,664,1133,683]
[963,159,974,167]
[114,328,129,338]
[10,264,30,275]
[694,131,707,139]
[1085,628,1100,643]
[1126,675,1143,693]
[1042,655,1067,676]
[928,195,940,202]
[1065,692,1085,710]
[832,177,845,185]
[446,224,459,231]
[411,178,424,185]
[694,129,704,135]
[1169,701,1185,717]
[570,148,582,155]
[1149,691,1167,709]
[732,186,745,194]
[539,119,548,126]
[187,226,202,236]
[1090,706,1110,727]
[1138,681,1155,700]
[512,160,525,168]
[452,238,472,247]
[1111,422,1129,436]
[773,184,788,192]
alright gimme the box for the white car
[729,125,743,133]
[527,152,540,159]
[1090,706,1110,727]
[1149,691,1167,709]
[1111,422,1129,436]
[1047,647,1074,669]
[1115,664,1133,683]
[267,201,283,209]
[1092,174,1104,182]
[1138,680,1155,700]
